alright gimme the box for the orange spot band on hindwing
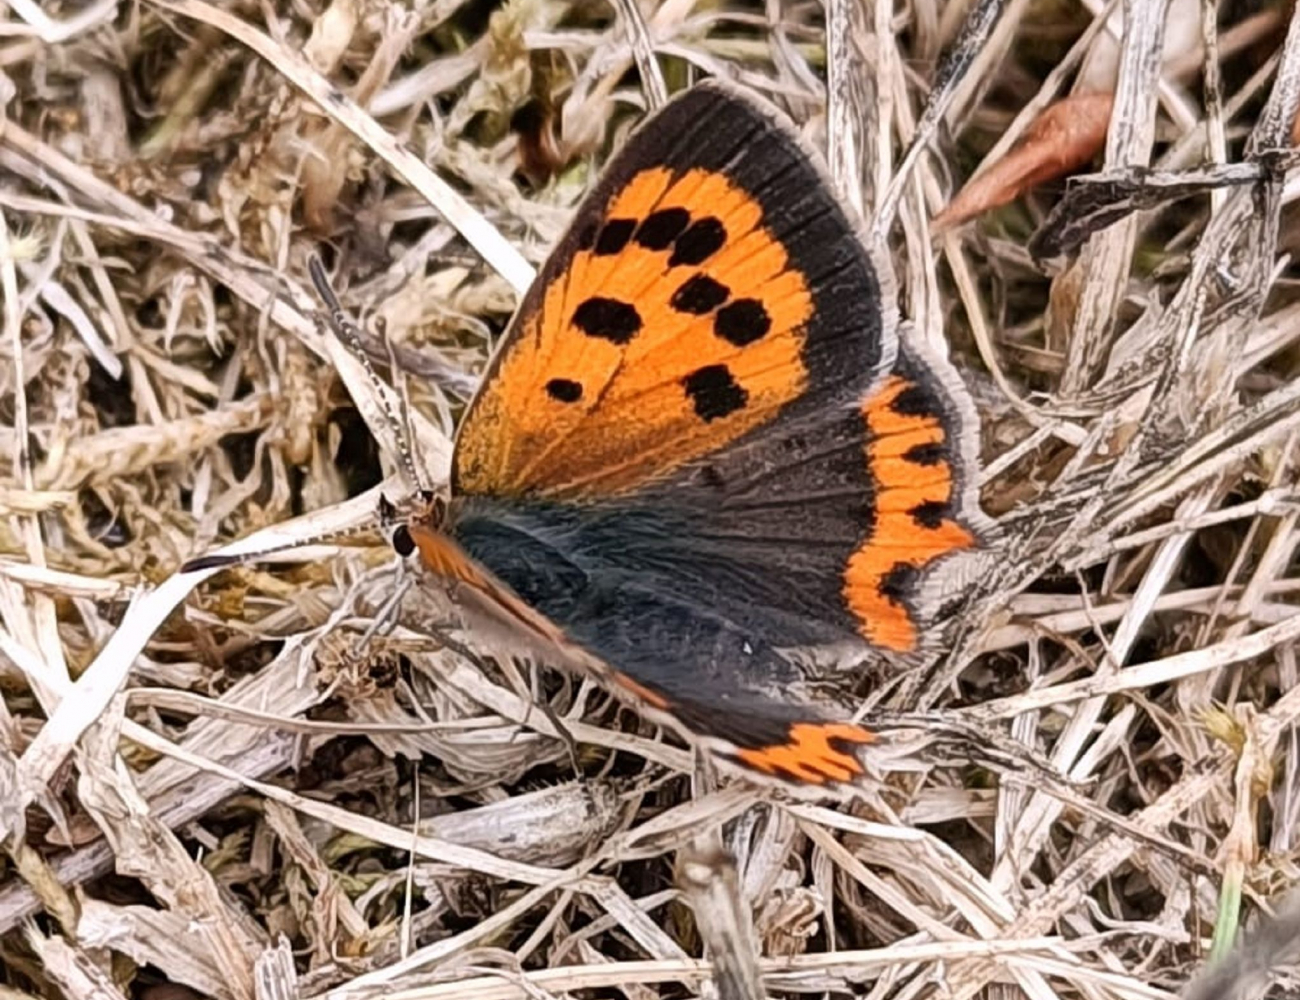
[844,376,975,652]
[734,722,874,785]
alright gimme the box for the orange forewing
[843,375,976,651]
[455,166,812,499]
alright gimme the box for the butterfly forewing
[453,84,890,500]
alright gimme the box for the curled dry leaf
[933,91,1114,232]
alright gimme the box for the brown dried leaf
[933,92,1115,232]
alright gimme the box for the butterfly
[397,80,989,790]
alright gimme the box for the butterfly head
[381,488,451,559]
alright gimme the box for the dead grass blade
[2,1,1299,998]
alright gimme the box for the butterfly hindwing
[446,334,986,774]
[845,337,988,653]
[437,499,880,786]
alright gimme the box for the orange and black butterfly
[400,80,990,789]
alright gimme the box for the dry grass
[2,0,1300,998]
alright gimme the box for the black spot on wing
[546,378,583,403]
[699,464,727,491]
[905,442,946,466]
[671,274,730,315]
[636,208,691,249]
[683,364,747,421]
[880,562,919,603]
[893,383,936,417]
[910,500,948,529]
[670,217,726,266]
[594,219,636,255]
[713,299,771,346]
[572,297,641,344]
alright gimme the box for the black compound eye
[391,525,415,557]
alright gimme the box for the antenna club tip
[180,553,240,573]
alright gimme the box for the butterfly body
[407,82,988,789]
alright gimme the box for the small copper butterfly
[397,80,989,790]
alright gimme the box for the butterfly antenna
[180,518,379,574]
[379,317,430,499]
[307,254,429,494]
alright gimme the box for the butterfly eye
[391,525,415,557]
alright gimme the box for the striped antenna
[180,518,380,573]
[181,487,430,574]
[183,258,434,576]
[307,255,428,494]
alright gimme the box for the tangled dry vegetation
[2,0,1300,997]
